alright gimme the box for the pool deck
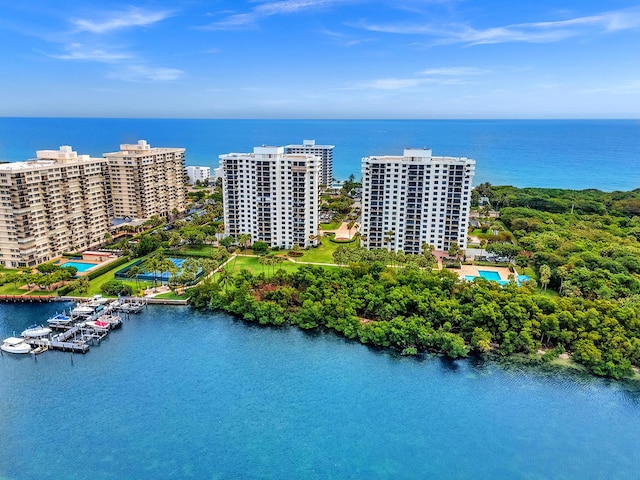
[457,264,513,281]
[53,255,123,276]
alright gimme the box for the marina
[1,295,133,356]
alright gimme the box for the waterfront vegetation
[190,262,640,379]
[189,185,640,380]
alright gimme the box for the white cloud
[108,65,184,82]
[362,77,425,90]
[355,6,640,45]
[419,67,489,76]
[204,0,355,30]
[580,82,640,95]
[48,43,133,62]
[72,7,173,34]
[359,65,489,90]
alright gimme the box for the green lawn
[221,255,340,276]
[0,283,31,295]
[319,220,341,230]
[154,291,190,300]
[228,256,301,275]
[295,239,343,264]
[71,257,143,297]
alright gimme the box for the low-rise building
[186,165,211,185]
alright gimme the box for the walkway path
[322,221,359,240]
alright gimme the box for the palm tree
[162,259,179,287]
[258,255,270,275]
[421,242,436,267]
[448,242,463,265]
[142,255,163,288]
[198,258,216,276]
[384,230,395,252]
[168,232,183,251]
[205,234,216,256]
[126,266,141,289]
[217,268,232,293]
[347,220,356,239]
[216,223,225,245]
[237,233,251,251]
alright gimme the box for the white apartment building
[285,139,334,187]
[361,148,475,254]
[186,166,211,185]
[104,140,187,220]
[0,146,111,267]
[221,146,320,249]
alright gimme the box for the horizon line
[0,116,638,121]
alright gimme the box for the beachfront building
[285,140,334,187]
[0,146,111,267]
[105,140,187,220]
[221,146,320,249]
[186,166,211,185]
[361,148,475,254]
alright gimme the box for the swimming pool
[59,261,99,273]
[477,270,502,281]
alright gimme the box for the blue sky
[0,0,639,118]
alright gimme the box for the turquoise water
[478,270,502,281]
[59,261,98,273]
[0,118,639,190]
[1,303,639,479]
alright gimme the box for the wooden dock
[26,336,90,354]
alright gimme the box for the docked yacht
[1,337,32,354]
[21,325,52,338]
[47,313,73,327]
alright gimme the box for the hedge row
[87,256,132,280]
[328,236,357,244]
[57,284,73,296]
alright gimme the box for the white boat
[86,315,122,331]
[1,337,32,354]
[47,313,73,326]
[21,325,52,337]
[86,319,111,330]
[71,305,96,318]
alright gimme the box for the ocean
[1,304,639,480]
[0,118,639,190]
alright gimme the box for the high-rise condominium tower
[221,146,319,248]
[0,146,111,267]
[361,148,475,254]
[104,140,186,220]
[0,140,187,268]
[285,140,334,187]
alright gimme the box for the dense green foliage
[474,183,640,216]
[100,279,133,296]
[475,185,640,301]
[190,265,640,379]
